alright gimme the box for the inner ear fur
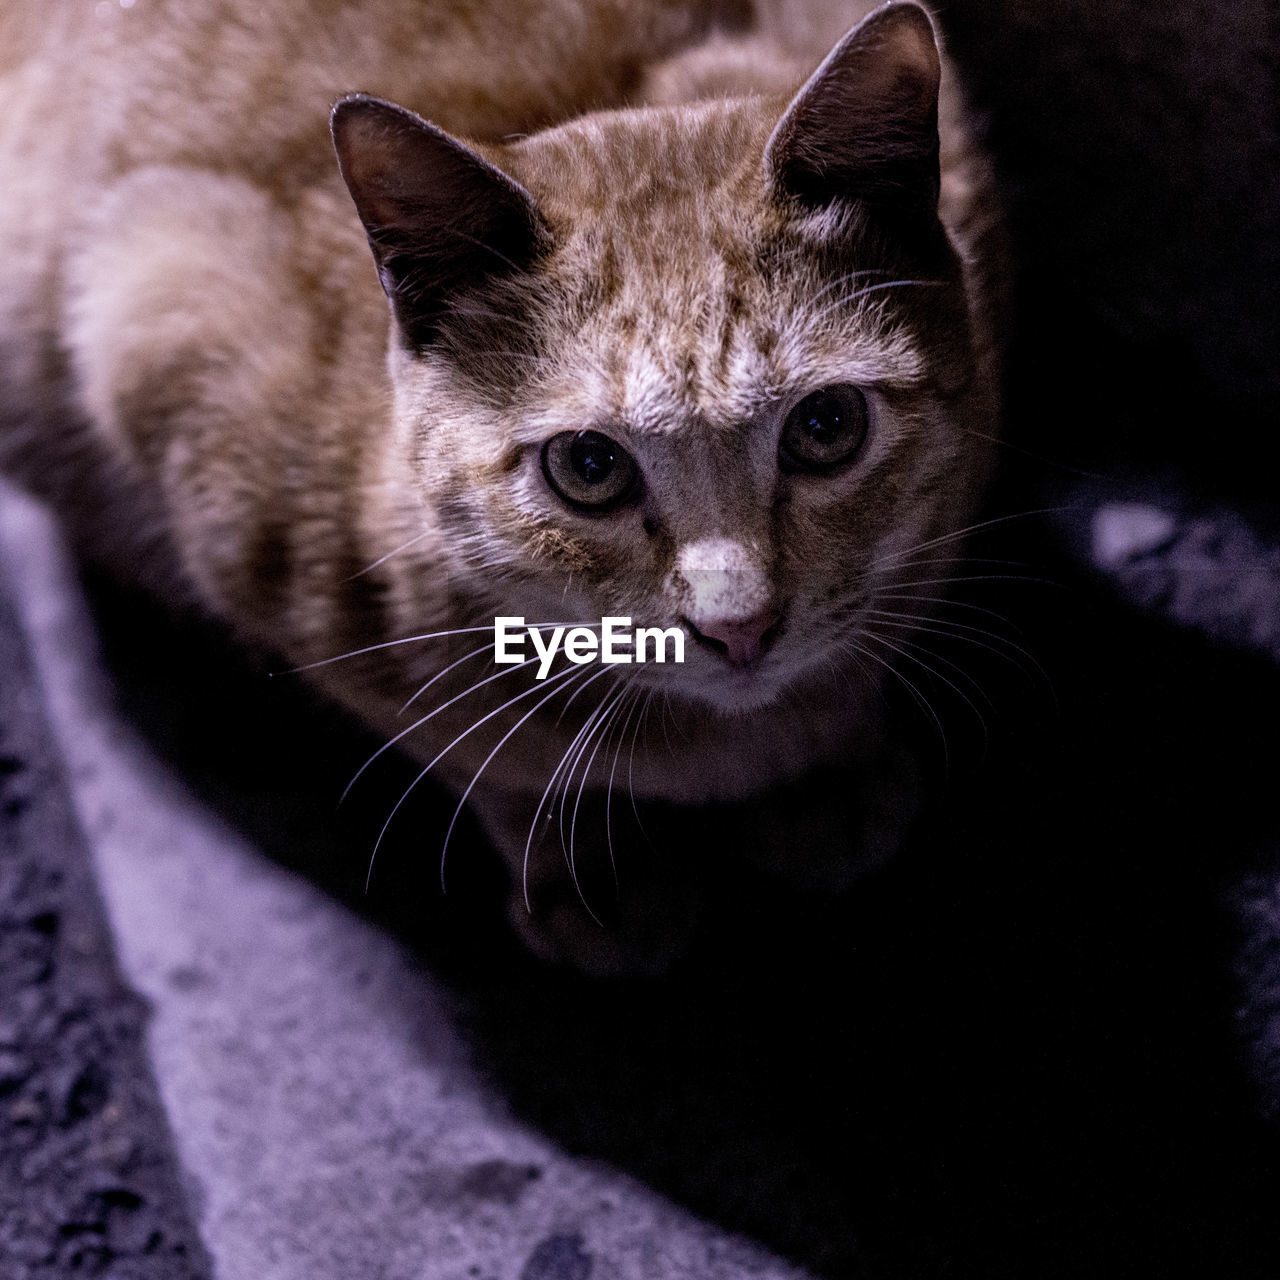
[765,2,942,215]
[331,94,550,350]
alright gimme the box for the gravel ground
[0,577,211,1278]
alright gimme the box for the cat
[0,0,1003,971]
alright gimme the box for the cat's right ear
[331,95,550,351]
[765,2,942,219]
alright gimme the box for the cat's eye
[541,429,640,511]
[778,385,870,474]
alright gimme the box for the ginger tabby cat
[0,0,1003,971]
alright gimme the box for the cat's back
[0,0,750,324]
[0,0,749,532]
[4,0,749,192]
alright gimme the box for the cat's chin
[668,668,790,717]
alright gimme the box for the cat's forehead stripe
[508,128,937,428]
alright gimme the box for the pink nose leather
[690,608,781,668]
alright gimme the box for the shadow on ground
[78,469,1280,1279]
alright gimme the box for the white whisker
[440,665,606,894]
[366,661,590,893]
[835,636,949,771]
[810,278,945,325]
[803,267,896,309]
[399,639,493,714]
[519,664,617,910]
[283,624,502,674]
[867,507,1072,574]
[628,690,657,842]
[555,674,625,869]
[341,528,434,581]
[568,680,636,903]
[862,627,991,753]
[344,653,541,803]
[871,590,1025,628]
[861,606,1051,689]
[284,619,602,675]
[605,686,646,893]
[875,572,1057,592]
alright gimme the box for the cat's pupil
[803,394,842,444]
[570,432,616,485]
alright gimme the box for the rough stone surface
[1093,501,1280,660]
[0,532,211,1279]
[1086,494,1280,1151]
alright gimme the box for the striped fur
[0,0,1004,966]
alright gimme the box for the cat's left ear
[765,1,941,216]
[331,95,550,350]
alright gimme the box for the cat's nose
[670,536,779,668]
[684,607,782,669]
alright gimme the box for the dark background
[944,0,1280,513]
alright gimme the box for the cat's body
[0,0,1002,967]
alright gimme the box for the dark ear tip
[331,92,376,120]
[871,1,937,34]
[871,2,941,64]
[331,93,398,136]
[330,94,439,151]
[331,94,377,146]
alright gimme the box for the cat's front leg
[466,784,703,978]
[729,742,924,895]
[466,738,920,975]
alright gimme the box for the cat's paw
[507,867,700,979]
[737,745,923,893]
[473,786,700,976]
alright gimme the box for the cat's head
[332,2,993,715]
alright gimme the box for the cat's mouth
[679,610,784,672]
[659,609,794,715]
